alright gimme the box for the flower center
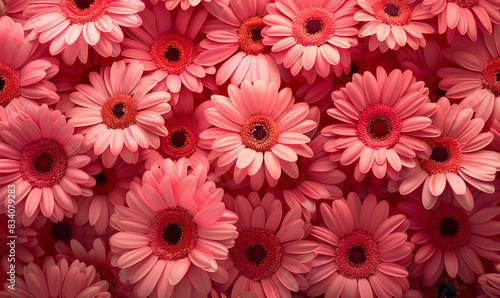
[373,0,411,25]
[147,207,197,261]
[60,0,109,24]
[20,138,68,188]
[51,221,73,242]
[158,115,200,160]
[230,228,283,281]
[150,31,196,75]
[420,274,475,298]
[79,65,101,85]
[336,230,380,279]
[420,137,462,175]
[91,164,117,196]
[275,156,310,189]
[448,0,478,8]
[94,264,114,284]
[0,61,21,107]
[101,94,137,130]
[482,58,500,96]
[292,7,336,46]
[356,104,402,149]
[240,114,280,152]
[238,16,270,55]
[424,74,448,103]
[437,282,456,298]
[428,203,471,250]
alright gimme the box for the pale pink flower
[263,0,359,83]
[66,60,171,168]
[322,67,440,182]
[397,97,500,211]
[121,4,215,93]
[109,161,238,297]
[200,80,317,190]
[24,0,145,65]
[355,0,435,52]
[307,193,414,298]
[152,0,228,10]
[218,192,318,297]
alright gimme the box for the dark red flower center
[241,114,280,152]
[449,0,478,9]
[150,31,196,75]
[247,244,267,265]
[0,61,21,107]
[101,94,137,129]
[357,104,402,149]
[428,204,471,249]
[305,19,323,35]
[94,264,115,283]
[439,217,458,237]
[369,117,391,140]
[79,65,101,85]
[420,137,462,175]
[238,16,270,55]
[61,0,109,24]
[348,245,367,265]
[34,153,53,173]
[74,0,95,10]
[384,4,401,17]
[92,164,117,196]
[276,156,309,189]
[430,147,450,163]
[424,74,447,103]
[159,115,200,160]
[164,46,181,63]
[163,223,182,245]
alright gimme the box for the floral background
[1,0,500,297]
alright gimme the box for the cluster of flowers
[1,0,500,297]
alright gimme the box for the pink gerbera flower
[23,0,145,65]
[397,98,500,211]
[262,0,358,83]
[0,104,94,222]
[322,67,440,182]
[0,20,59,114]
[66,60,171,167]
[479,273,500,297]
[121,4,215,93]
[109,161,238,297]
[307,193,414,298]
[197,0,281,86]
[355,0,435,52]
[218,192,318,297]
[200,80,317,190]
[153,0,228,11]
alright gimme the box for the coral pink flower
[121,4,215,93]
[322,67,440,182]
[198,0,281,86]
[0,20,59,113]
[438,26,500,130]
[200,80,317,190]
[153,0,228,10]
[66,60,171,168]
[218,192,317,297]
[307,193,414,298]
[0,104,94,222]
[262,0,358,83]
[23,0,144,65]
[479,273,500,297]
[355,0,435,52]
[109,161,238,297]
[397,98,500,210]
[1,257,111,297]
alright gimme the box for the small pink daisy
[322,67,440,182]
[109,161,238,297]
[200,80,317,190]
[262,0,359,83]
[0,104,94,222]
[355,0,435,52]
[0,20,59,114]
[153,0,229,11]
[66,60,171,168]
[397,97,500,211]
[121,4,215,93]
[307,193,414,298]
[218,192,318,297]
[23,0,145,65]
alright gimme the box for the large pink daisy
[153,0,228,11]
[0,104,94,223]
[66,60,171,168]
[355,0,435,52]
[322,67,440,182]
[307,193,414,298]
[109,160,238,297]
[200,80,317,190]
[121,4,215,94]
[23,0,144,65]
[397,97,500,211]
[218,192,318,297]
[262,0,359,83]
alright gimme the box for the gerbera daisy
[355,0,435,52]
[121,4,215,93]
[109,160,238,297]
[479,273,500,297]
[0,20,59,114]
[307,193,414,298]
[397,97,500,210]
[438,26,500,129]
[217,192,317,297]
[153,0,228,11]
[0,104,94,223]
[262,0,359,83]
[66,60,171,168]
[23,0,145,65]
[322,67,440,182]
[197,0,281,86]
[1,257,111,297]
[200,80,317,190]
[0,0,30,24]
